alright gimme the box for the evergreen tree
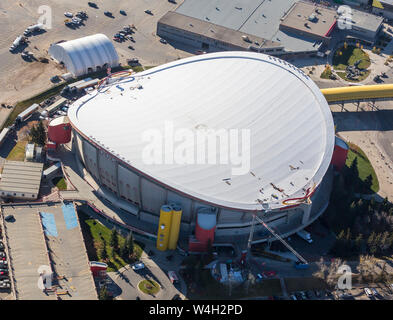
[100,243,108,261]
[355,233,363,252]
[119,240,127,259]
[348,157,359,190]
[99,286,111,300]
[30,121,46,146]
[364,174,373,193]
[110,228,119,252]
[126,232,134,257]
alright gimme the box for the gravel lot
[0,0,191,105]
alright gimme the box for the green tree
[355,233,363,252]
[364,174,373,193]
[120,240,129,260]
[99,286,111,300]
[30,121,46,146]
[348,157,359,190]
[110,228,119,252]
[100,243,108,261]
[126,232,135,258]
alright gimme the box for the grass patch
[78,210,144,272]
[285,277,328,293]
[6,141,27,161]
[333,45,370,70]
[336,70,370,82]
[52,176,67,191]
[320,67,333,79]
[345,143,379,193]
[138,279,160,295]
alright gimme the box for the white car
[132,262,145,271]
[364,288,372,296]
[64,12,73,18]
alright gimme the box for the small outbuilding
[48,34,119,77]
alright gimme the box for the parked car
[132,262,145,271]
[0,282,11,289]
[371,288,379,296]
[104,11,113,17]
[144,9,153,15]
[160,38,167,44]
[120,10,127,16]
[64,12,73,18]
[290,294,297,300]
[195,50,207,55]
[364,288,372,296]
[88,2,98,8]
[294,292,303,300]
[4,215,14,222]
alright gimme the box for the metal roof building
[68,51,335,242]
[173,0,326,54]
[48,34,119,77]
[69,51,334,211]
[0,161,43,199]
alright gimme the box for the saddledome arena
[68,51,335,245]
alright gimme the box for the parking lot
[0,0,191,105]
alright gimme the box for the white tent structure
[49,34,119,77]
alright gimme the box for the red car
[265,271,277,277]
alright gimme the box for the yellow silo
[156,205,173,251]
[168,205,182,250]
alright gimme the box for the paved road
[106,242,187,300]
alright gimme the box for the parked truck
[296,230,313,244]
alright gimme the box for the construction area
[2,202,97,300]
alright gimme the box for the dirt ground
[0,0,190,106]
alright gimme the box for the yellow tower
[156,205,173,251]
[168,205,182,250]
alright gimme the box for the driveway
[106,241,187,300]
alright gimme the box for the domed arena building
[67,51,336,249]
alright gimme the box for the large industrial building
[67,51,337,250]
[158,0,337,56]
[157,0,384,57]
